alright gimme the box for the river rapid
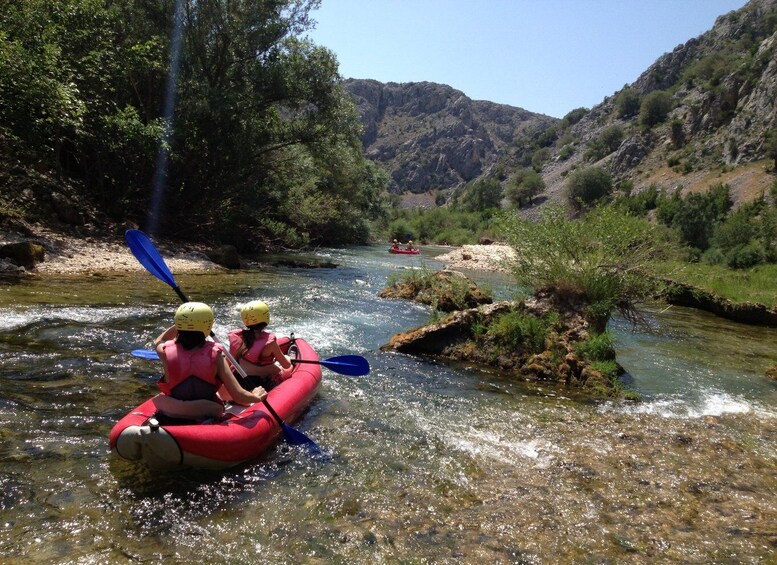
[0,246,775,563]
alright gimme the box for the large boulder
[0,240,45,269]
[206,245,241,269]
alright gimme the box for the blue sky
[306,0,750,118]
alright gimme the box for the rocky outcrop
[0,240,45,270]
[380,288,627,398]
[344,79,557,196]
[537,0,777,210]
[377,269,492,312]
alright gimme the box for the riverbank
[2,226,516,276]
[434,243,515,273]
[0,227,222,275]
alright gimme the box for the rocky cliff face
[343,79,557,197]
[540,0,777,208]
[345,0,777,211]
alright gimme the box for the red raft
[388,247,420,255]
[109,337,321,470]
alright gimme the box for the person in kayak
[151,302,268,421]
[405,240,415,251]
[228,300,293,392]
[390,239,400,250]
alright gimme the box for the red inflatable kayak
[389,248,420,254]
[110,337,321,470]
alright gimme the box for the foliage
[0,0,387,247]
[505,168,545,208]
[566,166,613,210]
[584,125,624,162]
[614,87,640,118]
[656,184,732,251]
[574,331,616,362]
[386,267,492,312]
[670,119,685,148]
[766,128,777,171]
[561,107,589,128]
[613,185,659,217]
[457,177,503,212]
[496,204,660,331]
[639,90,673,128]
[384,206,493,245]
[651,260,777,307]
[485,309,558,355]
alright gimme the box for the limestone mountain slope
[345,0,777,211]
[343,79,557,200]
[539,0,777,209]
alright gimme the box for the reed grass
[652,260,777,307]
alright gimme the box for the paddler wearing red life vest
[151,302,267,421]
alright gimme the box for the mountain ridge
[343,78,557,200]
[343,0,777,211]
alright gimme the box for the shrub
[670,119,685,148]
[506,168,545,208]
[559,144,574,160]
[486,310,557,354]
[615,88,640,118]
[639,90,673,128]
[566,166,613,210]
[575,331,616,362]
[726,242,764,269]
[496,204,659,331]
[562,107,589,127]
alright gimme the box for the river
[0,245,775,563]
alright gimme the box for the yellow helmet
[241,300,270,327]
[174,302,213,335]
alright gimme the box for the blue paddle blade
[281,423,320,450]
[293,355,370,376]
[132,349,160,360]
[321,355,370,376]
[125,229,177,288]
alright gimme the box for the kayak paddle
[292,355,370,376]
[132,348,370,376]
[124,229,319,450]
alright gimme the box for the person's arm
[154,325,177,353]
[267,340,292,369]
[216,352,268,405]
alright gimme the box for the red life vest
[158,340,222,400]
[228,329,276,366]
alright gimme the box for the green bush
[575,331,616,362]
[726,242,764,269]
[506,168,545,208]
[639,90,673,128]
[613,185,659,217]
[566,166,613,210]
[615,88,640,118]
[496,204,659,331]
[486,310,557,354]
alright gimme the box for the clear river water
[0,245,775,563]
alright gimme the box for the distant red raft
[388,247,420,254]
[109,337,321,470]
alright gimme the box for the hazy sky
[306,0,750,118]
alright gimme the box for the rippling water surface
[1,246,775,563]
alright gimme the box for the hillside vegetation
[0,0,389,250]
